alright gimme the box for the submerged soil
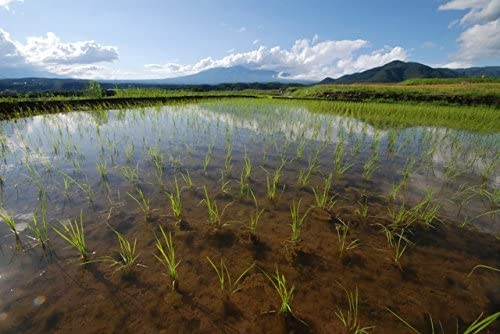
[1,170,499,334]
[0,103,498,333]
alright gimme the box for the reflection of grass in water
[1,99,499,331]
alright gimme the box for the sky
[0,0,499,80]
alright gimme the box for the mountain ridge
[319,60,500,84]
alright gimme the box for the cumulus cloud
[145,37,407,80]
[0,28,119,77]
[439,0,500,26]
[17,32,118,65]
[439,0,500,61]
[0,0,23,11]
[0,29,24,66]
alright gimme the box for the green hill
[318,61,500,84]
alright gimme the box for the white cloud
[456,19,500,60]
[439,0,500,26]
[252,39,260,45]
[145,36,407,80]
[439,0,500,61]
[17,32,119,65]
[237,27,247,33]
[0,0,23,11]
[0,29,24,66]
[0,28,119,78]
[440,61,472,68]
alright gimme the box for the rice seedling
[165,177,183,222]
[297,167,313,188]
[263,160,286,201]
[154,226,180,291]
[262,268,295,315]
[28,214,49,249]
[219,170,232,194]
[362,151,379,181]
[402,157,416,182]
[308,150,321,175]
[127,188,154,219]
[120,164,139,185]
[224,138,233,173]
[393,230,408,269]
[96,161,108,182]
[312,173,337,210]
[462,312,500,334]
[0,207,18,237]
[53,211,87,261]
[59,171,95,204]
[467,264,500,278]
[180,170,194,190]
[200,186,230,230]
[387,307,500,334]
[481,153,498,182]
[295,139,306,160]
[248,192,265,238]
[206,257,255,294]
[386,129,398,154]
[106,226,141,275]
[243,149,252,180]
[335,284,373,333]
[125,142,135,163]
[336,219,360,258]
[333,137,355,177]
[148,146,165,181]
[203,144,213,175]
[237,169,252,198]
[354,195,369,220]
[290,199,311,243]
[388,203,416,228]
[411,190,441,229]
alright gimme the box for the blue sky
[0,0,499,79]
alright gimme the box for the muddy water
[0,100,498,333]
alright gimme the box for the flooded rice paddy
[0,99,498,333]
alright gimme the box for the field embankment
[287,81,500,105]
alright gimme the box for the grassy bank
[1,88,499,133]
[288,81,500,105]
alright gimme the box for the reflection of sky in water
[0,102,498,235]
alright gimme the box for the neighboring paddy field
[0,98,498,333]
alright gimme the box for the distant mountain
[0,66,61,79]
[0,78,93,94]
[320,61,460,84]
[127,65,311,85]
[453,66,500,78]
